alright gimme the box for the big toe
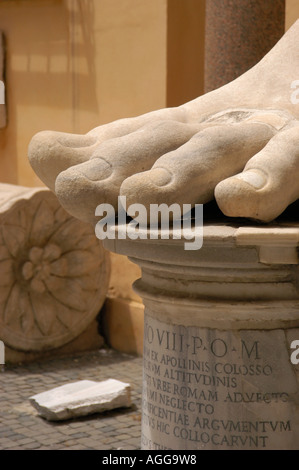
[28,130,97,191]
[215,125,299,222]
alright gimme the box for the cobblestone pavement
[0,349,143,450]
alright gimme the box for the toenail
[78,158,112,181]
[149,168,172,187]
[236,169,267,189]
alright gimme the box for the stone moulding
[0,183,110,352]
[236,225,299,265]
[103,222,299,330]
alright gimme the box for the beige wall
[0,0,168,186]
[286,0,299,29]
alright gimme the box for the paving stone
[0,439,15,449]
[64,444,88,450]
[119,444,139,450]
[68,422,85,428]
[22,442,41,449]
[68,432,90,439]
[117,433,132,440]
[102,436,120,444]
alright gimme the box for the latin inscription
[141,317,299,450]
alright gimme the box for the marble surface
[29,379,131,421]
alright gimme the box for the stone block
[108,252,142,303]
[29,379,131,421]
[0,183,110,353]
[102,297,144,356]
[4,319,105,364]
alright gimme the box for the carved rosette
[0,184,110,351]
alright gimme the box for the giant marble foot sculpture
[29,20,299,224]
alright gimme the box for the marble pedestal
[103,221,299,450]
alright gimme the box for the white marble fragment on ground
[29,379,131,421]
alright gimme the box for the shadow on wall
[0,0,100,184]
[0,0,98,117]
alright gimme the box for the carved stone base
[103,221,299,450]
[0,184,110,352]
